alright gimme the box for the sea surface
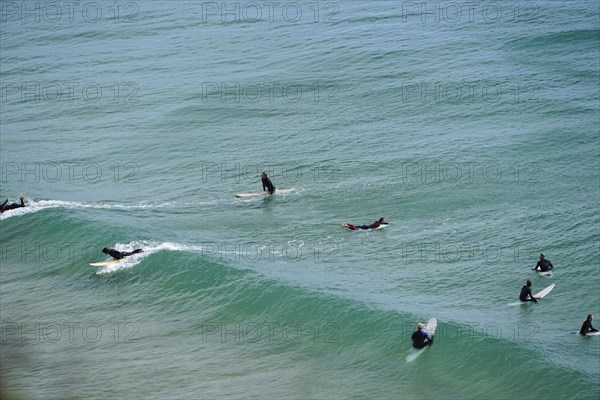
[1,1,599,399]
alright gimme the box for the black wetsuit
[103,248,143,260]
[411,330,433,349]
[360,221,380,230]
[579,320,598,336]
[262,176,276,195]
[0,198,25,212]
[519,285,537,303]
[535,259,554,272]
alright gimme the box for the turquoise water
[1,1,599,398]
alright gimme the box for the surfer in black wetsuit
[519,280,538,303]
[102,247,143,260]
[533,253,554,272]
[261,172,276,195]
[579,314,599,336]
[411,322,434,349]
[0,194,25,213]
[342,217,388,231]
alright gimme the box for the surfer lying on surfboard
[261,172,276,195]
[519,280,538,303]
[412,322,434,349]
[0,194,26,213]
[342,217,388,231]
[102,247,143,260]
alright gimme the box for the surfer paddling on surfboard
[580,314,599,336]
[261,172,276,195]
[532,253,554,272]
[411,322,434,349]
[0,194,26,213]
[342,217,388,231]
[519,280,539,303]
[102,247,143,260]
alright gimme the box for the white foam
[94,241,207,275]
[0,199,177,220]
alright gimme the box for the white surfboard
[406,317,437,362]
[534,283,555,299]
[508,283,556,306]
[235,188,296,198]
[90,259,121,267]
[571,330,600,336]
[532,269,553,277]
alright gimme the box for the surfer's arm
[527,289,538,301]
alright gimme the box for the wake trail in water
[0,199,207,220]
[93,241,208,274]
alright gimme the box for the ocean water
[1,1,599,399]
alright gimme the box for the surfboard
[508,283,556,306]
[406,317,437,362]
[235,188,296,198]
[534,283,555,299]
[571,330,600,336]
[532,269,553,277]
[89,259,121,267]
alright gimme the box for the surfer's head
[588,314,594,321]
[102,247,109,254]
[417,323,424,330]
[526,280,532,287]
[379,217,386,223]
[539,253,545,259]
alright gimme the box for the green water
[1,1,599,399]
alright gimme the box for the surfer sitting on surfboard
[342,217,388,231]
[261,172,276,195]
[579,314,599,336]
[0,194,25,213]
[519,280,538,303]
[102,247,143,260]
[411,322,434,349]
[533,253,554,272]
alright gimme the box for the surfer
[519,280,538,303]
[342,217,388,231]
[579,314,599,336]
[533,253,554,272]
[411,322,434,349]
[102,247,143,260]
[0,194,25,213]
[261,172,276,195]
